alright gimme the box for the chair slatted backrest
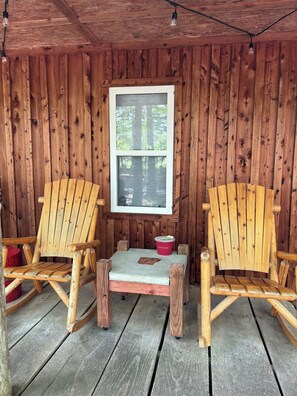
[38,179,100,258]
[208,183,275,272]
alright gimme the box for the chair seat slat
[213,275,230,292]
[237,276,262,294]
[250,277,279,295]
[211,276,297,300]
[224,276,246,293]
[4,262,78,280]
[263,278,295,298]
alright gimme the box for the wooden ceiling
[3,0,297,55]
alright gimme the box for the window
[109,85,175,214]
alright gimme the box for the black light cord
[254,7,297,36]
[167,0,254,36]
[166,0,297,39]
[2,27,6,48]
[2,0,9,62]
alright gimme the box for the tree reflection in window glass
[116,94,167,150]
[118,156,166,208]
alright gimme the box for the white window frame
[109,85,175,214]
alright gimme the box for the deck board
[9,285,95,396]
[7,286,297,396]
[8,284,62,348]
[211,297,281,396]
[251,298,297,396]
[22,293,138,396]
[93,295,168,396]
[152,287,209,395]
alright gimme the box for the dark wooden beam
[5,30,297,57]
[6,43,111,57]
[10,2,297,29]
[50,0,100,44]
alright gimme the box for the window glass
[118,156,167,208]
[115,93,167,150]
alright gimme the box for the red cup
[155,236,175,255]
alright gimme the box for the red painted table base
[96,242,189,338]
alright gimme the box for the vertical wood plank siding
[1,41,297,285]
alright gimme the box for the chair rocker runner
[199,183,297,348]
[3,179,104,333]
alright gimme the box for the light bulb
[171,9,177,27]
[248,41,254,55]
[3,10,8,27]
[2,53,7,63]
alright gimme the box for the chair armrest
[2,236,37,245]
[70,240,100,252]
[277,251,297,263]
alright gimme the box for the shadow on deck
[7,285,297,396]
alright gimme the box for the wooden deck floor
[7,284,297,396]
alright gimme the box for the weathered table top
[109,248,187,285]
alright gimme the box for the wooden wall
[1,40,297,285]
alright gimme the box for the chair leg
[33,280,43,293]
[267,299,297,328]
[277,313,297,348]
[6,284,38,315]
[67,252,99,333]
[49,281,69,306]
[68,301,97,333]
[66,253,82,332]
[5,278,44,315]
[5,278,23,296]
[199,251,211,348]
[271,260,289,317]
[267,298,297,349]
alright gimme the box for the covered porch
[1,1,297,394]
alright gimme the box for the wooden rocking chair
[3,179,104,333]
[199,183,297,348]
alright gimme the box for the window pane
[118,156,166,208]
[115,93,168,150]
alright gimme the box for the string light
[1,0,8,64]
[248,34,255,55]
[171,5,177,27]
[2,9,8,27]
[167,0,297,55]
[1,49,7,63]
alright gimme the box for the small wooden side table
[96,240,189,338]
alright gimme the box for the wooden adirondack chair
[3,179,104,333]
[199,183,297,348]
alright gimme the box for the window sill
[104,211,179,222]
